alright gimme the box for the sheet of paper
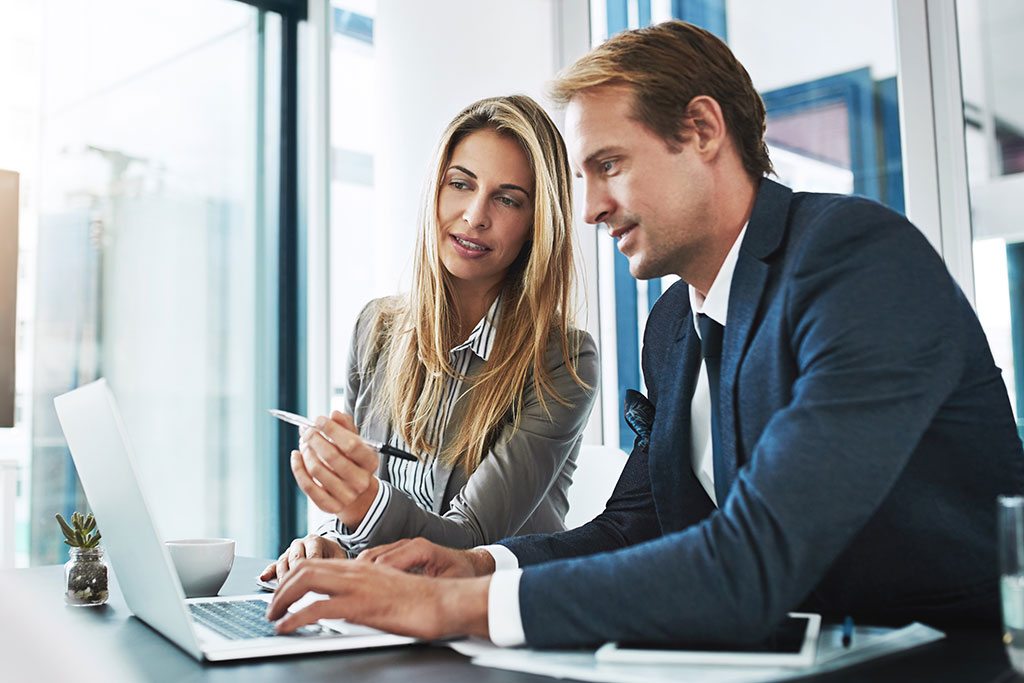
[451,622,945,683]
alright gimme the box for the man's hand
[260,534,345,582]
[356,537,496,577]
[265,558,491,640]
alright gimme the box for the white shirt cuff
[480,543,520,570]
[487,569,526,647]
[323,479,391,550]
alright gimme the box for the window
[0,0,296,566]
[960,0,1024,437]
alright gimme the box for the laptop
[54,378,417,661]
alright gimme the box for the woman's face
[437,129,535,294]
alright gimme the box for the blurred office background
[0,0,1019,567]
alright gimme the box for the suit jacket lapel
[719,179,791,479]
[648,314,702,533]
[432,353,485,513]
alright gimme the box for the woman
[263,95,598,581]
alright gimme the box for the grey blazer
[326,297,599,551]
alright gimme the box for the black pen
[268,409,418,462]
[841,616,854,648]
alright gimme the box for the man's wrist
[468,547,497,576]
[438,575,492,639]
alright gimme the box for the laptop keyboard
[188,599,326,640]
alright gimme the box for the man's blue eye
[602,161,615,172]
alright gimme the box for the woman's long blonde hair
[369,94,587,474]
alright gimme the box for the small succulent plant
[58,511,108,606]
[56,511,102,549]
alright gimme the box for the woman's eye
[497,196,520,208]
[449,179,470,191]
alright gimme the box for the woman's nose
[462,194,490,230]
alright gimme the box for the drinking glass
[998,495,1024,673]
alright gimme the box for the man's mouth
[451,234,492,252]
[607,223,637,240]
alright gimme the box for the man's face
[565,84,714,281]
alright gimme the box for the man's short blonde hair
[551,20,773,180]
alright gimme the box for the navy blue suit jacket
[500,179,1024,648]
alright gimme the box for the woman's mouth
[451,234,492,256]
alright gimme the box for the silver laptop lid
[54,378,202,659]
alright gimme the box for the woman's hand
[292,411,381,529]
[259,534,345,582]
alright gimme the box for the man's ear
[682,95,727,158]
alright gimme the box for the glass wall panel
[327,0,382,417]
[0,0,279,565]
[960,0,1024,437]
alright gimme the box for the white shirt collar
[689,222,749,332]
[452,291,501,361]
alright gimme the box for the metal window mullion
[894,0,975,304]
[928,0,975,304]
[302,0,332,537]
[276,11,303,550]
[303,1,330,422]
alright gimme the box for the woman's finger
[303,432,374,494]
[290,450,346,514]
[313,417,379,473]
[300,441,364,503]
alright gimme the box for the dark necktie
[697,314,728,506]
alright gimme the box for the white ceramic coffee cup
[165,538,235,598]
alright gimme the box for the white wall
[374,0,579,285]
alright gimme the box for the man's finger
[367,537,438,572]
[355,538,412,563]
[274,597,345,634]
[259,562,276,580]
[267,560,349,621]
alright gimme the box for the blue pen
[841,616,854,648]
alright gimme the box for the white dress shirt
[687,223,747,507]
[484,225,749,647]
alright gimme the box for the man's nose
[583,183,613,226]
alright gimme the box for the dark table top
[0,556,1016,683]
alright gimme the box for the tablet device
[596,612,821,668]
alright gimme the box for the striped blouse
[331,294,501,551]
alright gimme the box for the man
[266,20,1023,648]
